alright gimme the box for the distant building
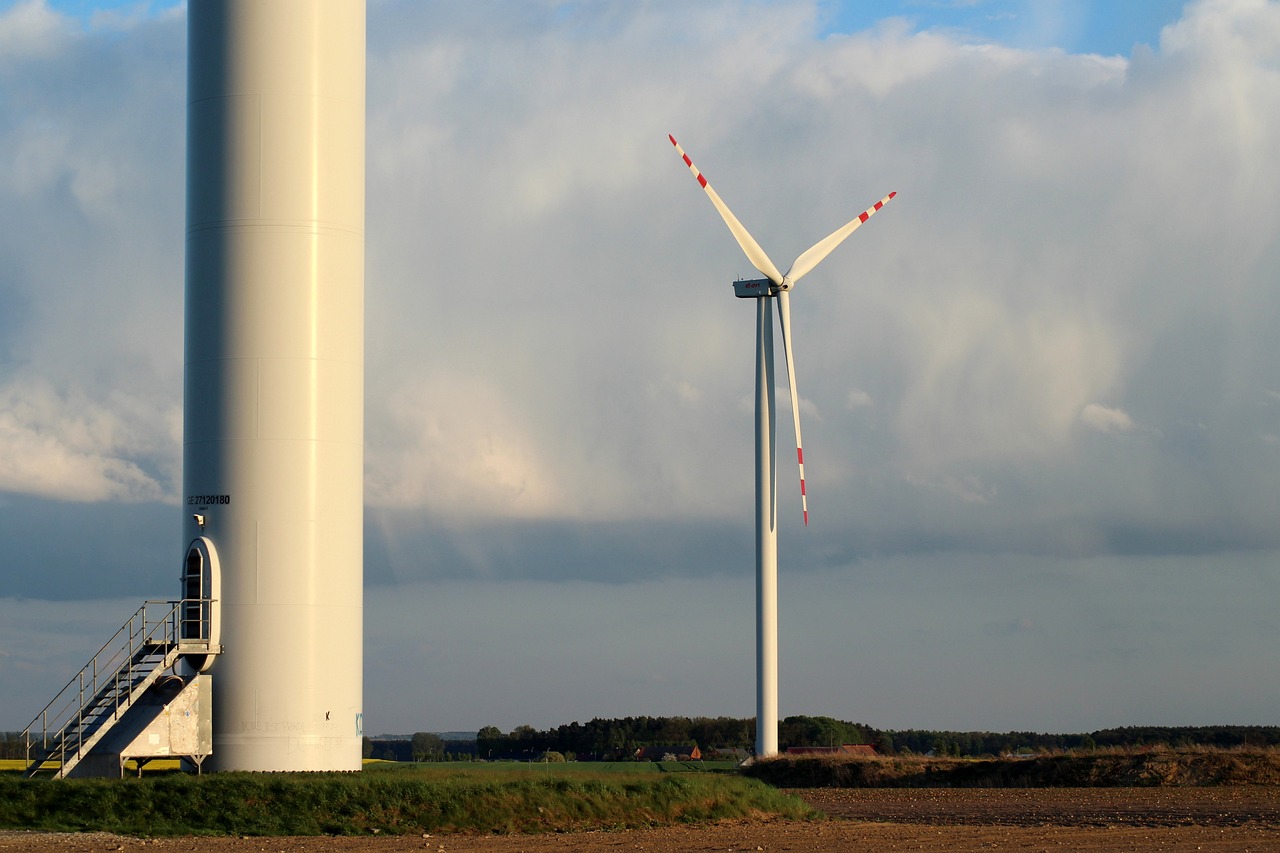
[635,745,701,761]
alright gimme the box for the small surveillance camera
[193,514,205,529]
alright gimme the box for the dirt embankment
[797,785,1280,826]
[743,748,1280,788]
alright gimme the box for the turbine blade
[786,192,897,285]
[670,135,784,286]
[775,290,808,526]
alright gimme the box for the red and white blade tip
[860,193,897,222]
[668,134,785,284]
[797,447,808,525]
[669,135,707,188]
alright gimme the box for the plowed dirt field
[4,787,1279,852]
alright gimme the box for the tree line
[475,715,885,761]
[885,725,1280,757]
[365,719,1280,762]
[7,720,1277,763]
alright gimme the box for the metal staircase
[22,599,219,779]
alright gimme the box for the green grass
[0,765,814,837]
[0,758,739,775]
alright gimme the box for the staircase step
[21,599,218,779]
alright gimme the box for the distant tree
[1244,729,1270,748]
[0,732,26,761]
[689,717,751,751]
[779,715,864,749]
[476,725,502,758]
[443,737,478,759]
[361,736,374,759]
[372,740,406,761]
[411,732,445,762]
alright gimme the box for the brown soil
[4,787,1279,852]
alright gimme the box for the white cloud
[365,372,569,518]
[0,0,68,60]
[846,388,873,409]
[777,385,822,422]
[0,377,178,502]
[1161,0,1280,58]
[1079,402,1137,434]
[895,289,1120,468]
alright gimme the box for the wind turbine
[669,135,894,758]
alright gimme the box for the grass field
[0,758,739,775]
[0,760,811,837]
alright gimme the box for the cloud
[846,388,873,409]
[0,377,177,502]
[1,0,1280,582]
[365,371,570,518]
[1079,402,1136,434]
[0,0,68,60]
[903,471,997,505]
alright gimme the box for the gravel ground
[4,787,1279,853]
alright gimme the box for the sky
[2,0,1279,738]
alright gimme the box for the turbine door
[182,546,207,641]
[181,536,222,672]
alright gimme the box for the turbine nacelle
[731,277,797,299]
[732,277,779,298]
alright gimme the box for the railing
[21,598,214,774]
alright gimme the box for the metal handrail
[21,598,213,770]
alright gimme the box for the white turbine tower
[185,0,365,771]
[670,135,894,758]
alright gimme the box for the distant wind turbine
[669,134,894,757]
